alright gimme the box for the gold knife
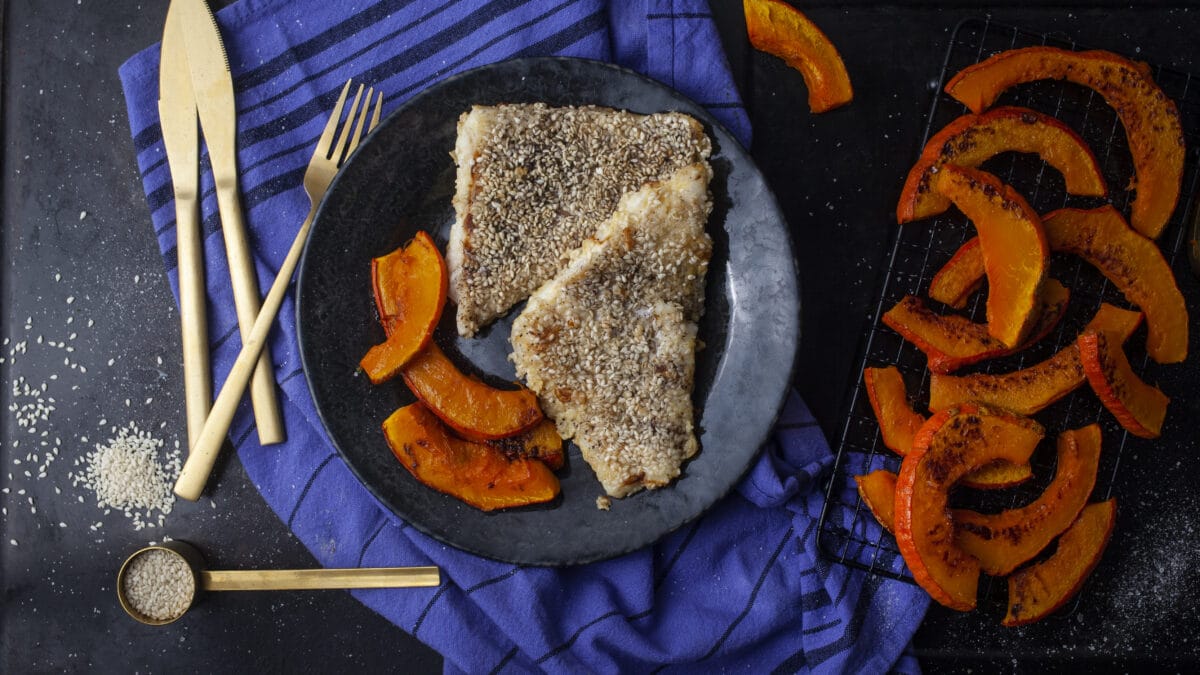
[177,0,285,445]
[158,0,211,451]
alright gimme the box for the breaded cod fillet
[447,103,711,336]
[509,164,712,498]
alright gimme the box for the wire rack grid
[815,16,1200,594]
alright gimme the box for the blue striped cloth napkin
[119,0,929,671]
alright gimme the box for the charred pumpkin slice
[898,107,1106,224]
[954,425,1102,576]
[855,470,898,533]
[863,366,1031,489]
[1003,499,1117,627]
[946,47,1184,239]
[403,342,543,441]
[935,165,1048,348]
[743,0,853,113]
[485,419,565,471]
[1078,330,1170,438]
[359,232,448,384]
[1043,206,1188,364]
[883,279,1068,374]
[895,404,1044,610]
[928,304,1143,415]
[928,237,985,309]
[382,402,559,511]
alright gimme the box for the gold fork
[175,81,384,501]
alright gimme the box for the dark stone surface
[297,57,797,566]
[1,0,1197,671]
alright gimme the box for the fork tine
[370,90,383,131]
[345,87,374,159]
[330,83,365,162]
[315,80,353,160]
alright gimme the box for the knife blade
[158,0,211,452]
[176,0,285,446]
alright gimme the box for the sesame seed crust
[448,103,712,336]
[510,163,713,498]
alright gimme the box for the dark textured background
[2,1,1197,671]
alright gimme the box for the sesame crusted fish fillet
[510,163,713,498]
[448,103,711,337]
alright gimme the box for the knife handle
[176,203,319,501]
[213,183,286,445]
[175,187,212,451]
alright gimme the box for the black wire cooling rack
[815,17,1200,588]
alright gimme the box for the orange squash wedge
[743,0,853,113]
[485,419,565,471]
[945,47,1185,239]
[1078,330,1170,438]
[403,342,543,441]
[1043,206,1188,364]
[895,404,1045,611]
[855,470,898,533]
[359,232,448,384]
[382,402,559,511]
[954,425,1102,576]
[928,237,985,309]
[1003,499,1117,627]
[928,303,1143,415]
[883,278,1068,374]
[934,165,1049,348]
[898,107,1106,224]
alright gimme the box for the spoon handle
[200,566,440,591]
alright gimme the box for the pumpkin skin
[934,165,1049,348]
[897,107,1106,224]
[359,232,448,384]
[894,404,1044,611]
[863,366,1031,489]
[855,470,898,533]
[1043,206,1188,364]
[403,342,543,441]
[1078,330,1170,438]
[382,403,560,512]
[945,47,1185,239]
[1003,499,1117,627]
[743,0,853,113]
[954,425,1102,576]
[928,303,1143,415]
[883,279,1068,374]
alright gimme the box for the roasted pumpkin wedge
[883,279,1068,374]
[864,366,1031,489]
[403,342,543,441]
[935,165,1048,348]
[359,232,448,384]
[898,107,1106,224]
[1043,206,1188,364]
[954,425,1102,576]
[743,0,853,112]
[895,404,1045,611]
[945,47,1185,239]
[863,367,925,456]
[855,470,898,533]
[1078,330,1170,438]
[928,237,985,309]
[1003,499,1117,627]
[382,402,559,511]
[485,419,565,471]
[928,304,1143,415]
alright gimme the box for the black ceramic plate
[296,57,798,566]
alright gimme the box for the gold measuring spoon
[117,540,439,625]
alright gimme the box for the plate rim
[295,55,801,566]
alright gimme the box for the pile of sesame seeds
[121,549,194,622]
[70,422,181,531]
